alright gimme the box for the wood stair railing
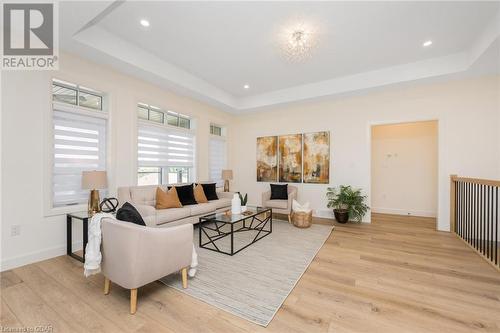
[450,175,500,271]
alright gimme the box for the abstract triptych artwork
[256,131,330,184]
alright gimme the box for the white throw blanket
[84,213,198,277]
[292,199,312,213]
[84,212,113,277]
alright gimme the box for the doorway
[370,120,438,225]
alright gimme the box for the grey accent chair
[101,218,193,314]
[262,185,298,223]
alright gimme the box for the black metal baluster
[475,183,479,249]
[464,183,469,242]
[483,185,487,255]
[487,185,491,259]
[479,184,484,254]
[461,181,464,238]
[474,184,481,251]
[474,183,477,248]
[492,185,495,264]
[476,184,481,252]
[455,180,458,234]
[458,181,461,237]
[495,187,498,265]
[478,183,481,251]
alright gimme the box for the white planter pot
[241,206,247,212]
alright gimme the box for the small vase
[241,206,247,212]
[231,194,241,214]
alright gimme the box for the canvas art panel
[279,134,302,183]
[256,136,278,181]
[303,131,330,183]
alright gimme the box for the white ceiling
[60,1,500,113]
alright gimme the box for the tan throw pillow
[194,184,208,203]
[156,187,182,209]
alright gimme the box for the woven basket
[292,210,313,228]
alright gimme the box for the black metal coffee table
[198,207,272,256]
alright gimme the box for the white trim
[52,101,108,119]
[371,207,437,218]
[44,204,88,217]
[1,241,83,272]
[137,118,195,134]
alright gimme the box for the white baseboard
[371,207,436,218]
[313,209,334,219]
[1,241,83,272]
[313,209,371,223]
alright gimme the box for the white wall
[371,121,438,217]
[1,52,499,271]
[231,76,500,231]
[0,52,235,271]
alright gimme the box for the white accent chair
[261,185,298,223]
[101,218,193,314]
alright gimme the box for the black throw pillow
[270,184,288,200]
[175,184,197,205]
[200,183,218,201]
[116,202,146,226]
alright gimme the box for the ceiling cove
[67,1,500,113]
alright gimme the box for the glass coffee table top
[199,206,271,224]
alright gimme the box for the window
[138,167,161,185]
[210,124,223,136]
[52,79,103,111]
[137,119,195,186]
[138,103,190,129]
[51,79,106,208]
[209,127,227,187]
[137,166,190,186]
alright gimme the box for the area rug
[159,220,334,326]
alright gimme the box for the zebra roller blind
[53,110,107,207]
[209,137,226,187]
[138,122,195,168]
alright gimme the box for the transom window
[52,79,103,111]
[138,103,191,129]
[210,124,223,136]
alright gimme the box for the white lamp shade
[82,170,108,190]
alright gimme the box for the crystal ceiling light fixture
[280,22,318,62]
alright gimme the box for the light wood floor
[2,213,500,333]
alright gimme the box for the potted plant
[326,185,369,223]
[238,192,248,212]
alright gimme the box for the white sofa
[117,185,233,227]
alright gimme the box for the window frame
[137,166,191,186]
[208,125,227,187]
[138,103,191,129]
[45,79,109,217]
[52,79,104,111]
[136,113,196,186]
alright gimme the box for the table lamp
[82,170,108,214]
[222,169,233,192]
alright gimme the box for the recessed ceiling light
[140,19,150,27]
[423,40,433,47]
[243,84,250,89]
